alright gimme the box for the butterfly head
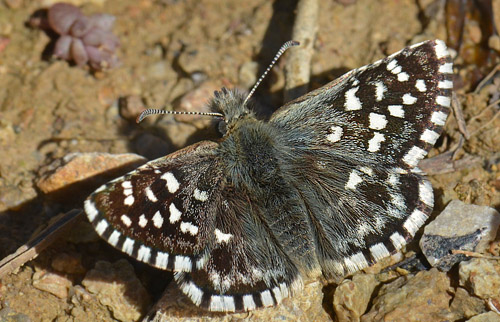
[209,87,256,136]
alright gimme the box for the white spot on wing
[145,187,158,202]
[138,214,148,228]
[152,210,164,228]
[327,126,343,143]
[272,287,283,304]
[402,146,427,167]
[370,243,391,261]
[390,232,407,249]
[193,188,209,202]
[369,113,388,130]
[368,132,386,152]
[124,195,134,206]
[196,255,208,270]
[415,79,427,92]
[391,65,402,74]
[388,105,404,118]
[261,290,274,307]
[404,209,428,236]
[387,173,400,187]
[430,111,448,126]
[95,219,108,235]
[121,214,132,227]
[439,62,453,74]
[210,295,236,312]
[215,229,233,243]
[419,180,434,207]
[436,95,451,107]
[344,87,362,111]
[345,171,363,190]
[108,230,121,246]
[390,193,406,208]
[434,39,449,59]
[84,200,99,222]
[122,237,134,255]
[137,245,151,262]
[402,93,417,105]
[374,81,387,101]
[174,255,192,272]
[180,222,199,235]
[420,129,440,145]
[121,181,132,189]
[169,203,182,223]
[161,172,180,193]
[155,251,169,269]
[359,166,373,176]
[344,252,369,272]
[280,282,290,298]
[386,59,398,71]
[243,295,256,311]
[397,72,409,82]
[438,80,453,89]
[180,281,203,306]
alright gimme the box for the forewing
[84,141,223,272]
[271,40,451,169]
[270,40,452,278]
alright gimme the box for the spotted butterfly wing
[267,39,452,279]
[84,140,304,311]
[84,39,452,312]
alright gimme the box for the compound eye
[217,120,227,136]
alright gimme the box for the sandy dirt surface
[0,0,499,321]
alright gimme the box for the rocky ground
[0,0,499,321]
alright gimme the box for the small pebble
[37,152,147,194]
[32,270,73,299]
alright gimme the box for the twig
[452,249,500,260]
[283,0,319,102]
[473,64,500,94]
[0,209,83,279]
[469,109,500,137]
[452,92,470,139]
[419,151,483,175]
[468,98,500,124]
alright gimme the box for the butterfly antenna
[242,40,300,107]
[136,108,224,123]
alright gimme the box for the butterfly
[84,39,452,312]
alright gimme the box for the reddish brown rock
[333,273,379,322]
[82,259,151,322]
[459,258,500,310]
[450,287,486,320]
[32,270,73,299]
[36,152,147,197]
[361,268,454,322]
